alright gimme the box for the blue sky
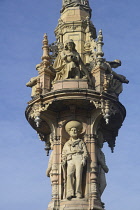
[0,0,139,210]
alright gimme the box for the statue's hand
[61,160,66,166]
[123,76,129,84]
[104,165,109,173]
[46,169,50,177]
[82,158,86,166]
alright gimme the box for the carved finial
[36,34,51,74]
[98,30,103,41]
[41,33,50,63]
[103,100,110,124]
[96,30,104,65]
[34,115,41,128]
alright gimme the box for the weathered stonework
[25,1,129,209]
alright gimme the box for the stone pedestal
[91,66,106,93]
[39,69,55,94]
[52,79,89,91]
[60,198,89,210]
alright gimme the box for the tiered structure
[25,1,129,209]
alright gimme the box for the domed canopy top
[62,0,89,7]
[61,0,91,15]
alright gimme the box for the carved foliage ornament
[90,99,118,124]
[29,102,52,127]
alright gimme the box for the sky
[0,0,139,210]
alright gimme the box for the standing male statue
[96,131,109,196]
[62,121,88,200]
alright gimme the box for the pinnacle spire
[40,33,50,68]
[36,33,51,74]
[41,33,49,61]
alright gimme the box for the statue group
[26,38,129,98]
[25,1,129,209]
[52,39,128,96]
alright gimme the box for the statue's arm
[26,77,38,87]
[105,62,129,84]
[111,71,129,84]
[61,51,67,62]
[98,151,109,173]
[62,144,67,165]
[46,151,53,177]
[81,141,88,166]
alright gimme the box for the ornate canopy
[61,0,91,15]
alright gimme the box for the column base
[47,200,59,210]
[47,198,105,210]
[60,198,89,210]
[47,198,89,210]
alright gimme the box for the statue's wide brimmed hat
[65,121,83,133]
